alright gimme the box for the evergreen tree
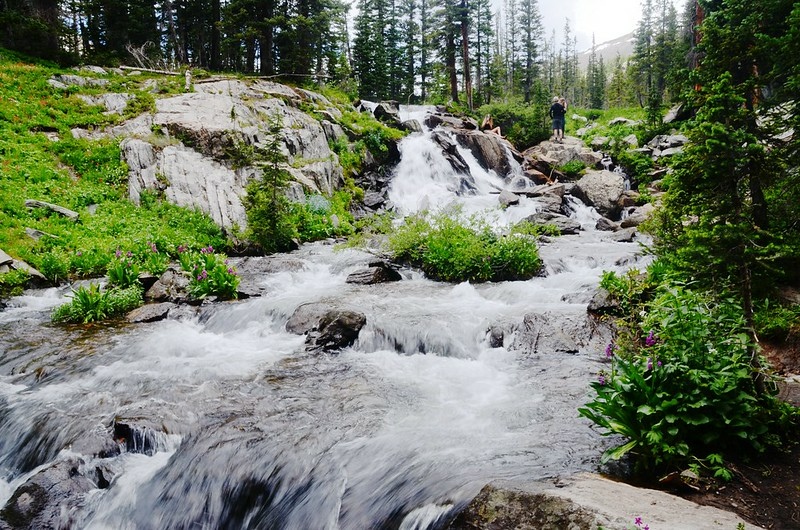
[518,0,542,103]
[468,0,493,106]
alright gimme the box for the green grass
[0,48,228,286]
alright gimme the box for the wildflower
[605,342,615,358]
[657,360,663,368]
[647,358,653,371]
[197,269,208,281]
[598,374,606,385]
[149,241,158,253]
[177,244,187,253]
[645,330,657,347]
[76,251,82,256]
[126,251,133,258]
[200,245,214,254]
[227,267,235,275]
[634,517,643,527]
[115,249,122,258]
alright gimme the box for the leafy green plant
[288,192,355,241]
[0,269,30,298]
[559,160,586,178]
[387,208,542,282]
[52,283,143,323]
[107,250,140,288]
[178,246,239,300]
[580,284,798,476]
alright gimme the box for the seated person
[481,114,502,136]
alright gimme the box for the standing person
[549,97,566,143]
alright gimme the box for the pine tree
[518,0,542,103]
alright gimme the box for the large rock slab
[449,474,763,530]
[455,130,513,177]
[119,81,345,230]
[571,170,626,219]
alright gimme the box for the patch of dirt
[675,444,800,529]
[664,341,800,530]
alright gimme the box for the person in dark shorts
[549,97,566,143]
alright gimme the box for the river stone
[610,227,638,242]
[595,216,620,231]
[0,459,96,529]
[587,287,619,316]
[305,309,367,353]
[522,212,581,235]
[145,267,191,303]
[534,194,563,214]
[571,170,625,219]
[513,313,578,354]
[448,474,762,530]
[498,190,520,207]
[126,302,175,323]
[620,203,655,228]
[346,262,402,285]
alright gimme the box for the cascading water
[0,109,650,529]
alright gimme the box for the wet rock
[373,101,402,127]
[286,302,331,334]
[595,216,620,231]
[363,191,387,209]
[305,310,367,353]
[430,130,472,177]
[534,194,564,214]
[610,227,638,242]
[126,302,175,323]
[113,420,167,456]
[587,287,619,316]
[448,474,760,530]
[522,212,581,235]
[498,190,520,207]
[69,424,121,459]
[571,170,625,219]
[145,267,191,303]
[346,262,402,285]
[512,313,578,354]
[402,119,423,133]
[0,459,95,529]
[620,203,655,228]
[455,130,513,178]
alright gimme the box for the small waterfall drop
[0,105,650,529]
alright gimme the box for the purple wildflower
[598,374,607,385]
[149,241,158,253]
[177,244,187,253]
[647,358,653,371]
[115,249,122,258]
[227,267,234,275]
[200,245,214,254]
[634,517,643,527]
[645,330,657,347]
[197,269,208,281]
[605,342,615,358]
[657,360,663,368]
[126,251,133,258]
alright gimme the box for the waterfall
[0,107,650,529]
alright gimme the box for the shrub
[387,209,542,282]
[476,100,550,150]
[0,269,30,298]
[288,192,355,241]
[178,246,239,300]
[52,283,143,323]
[580,284,798,477]
[107,250,140,288]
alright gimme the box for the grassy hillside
[0,49,234,289]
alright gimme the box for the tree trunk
[460,0,472,110]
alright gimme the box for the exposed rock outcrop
[448,474,762,530]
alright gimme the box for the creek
[0,107,649,529]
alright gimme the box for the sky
[538,0,686,51]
